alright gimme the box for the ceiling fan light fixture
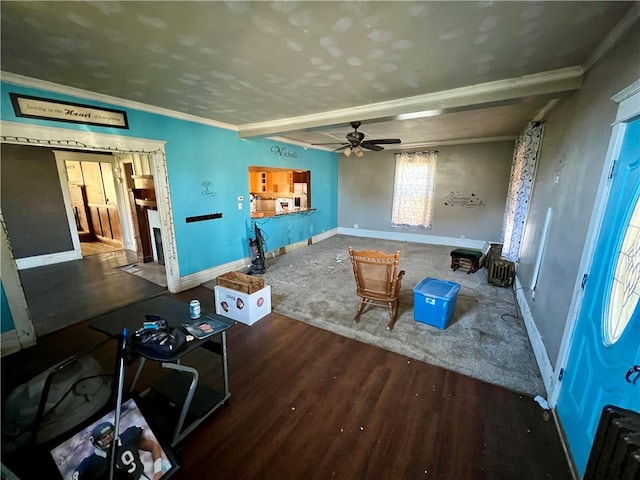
[313,121,401,154]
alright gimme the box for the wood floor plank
[1,287,572,480]
[18,250,166,336]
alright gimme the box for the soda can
[189,300,201,319]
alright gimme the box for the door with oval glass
[556,115,640,476]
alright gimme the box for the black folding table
[89,294,234,446]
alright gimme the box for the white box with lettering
[214,285,271,326]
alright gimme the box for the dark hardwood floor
[17,250,166,336]
[1,287,572,480]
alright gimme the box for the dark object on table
[130,315,187,360]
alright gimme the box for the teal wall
[1,82,339,277]
[1,282,15,333]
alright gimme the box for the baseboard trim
[552,409,580,480]
[177,257,250,291]
[515,275,555,398]
[175,229,339,292]
[311,228,338,244]
[337,227,489,250]
[16,250,82,270]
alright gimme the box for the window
[604,194,640,345]
[391,151,437,229]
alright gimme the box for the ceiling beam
[237,67,583,139]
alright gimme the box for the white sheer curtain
[501,121,544,261]
[391,151,438,229]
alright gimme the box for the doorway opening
[58,151,125,257]
[54,150,166,286]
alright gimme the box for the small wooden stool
[450,248,483,274]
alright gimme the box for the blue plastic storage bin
[413,277,461,329]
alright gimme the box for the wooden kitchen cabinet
[271,170,292,193]
[249,171,272,193]
[249,172,264,192]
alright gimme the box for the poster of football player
[50,398,177,480]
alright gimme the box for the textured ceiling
[1,1,635,151]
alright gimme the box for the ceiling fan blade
[332,145,349,152]
[363,138,401,145]
[361,143,384,152]
[311,142,349,146]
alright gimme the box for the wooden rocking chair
[348,247,405,331]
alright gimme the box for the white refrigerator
[293,183,308,209]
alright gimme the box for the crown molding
[1,72,237,132]
[583,3,640,72]
[612,79,640,104]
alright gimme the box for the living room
[1,3,639,478]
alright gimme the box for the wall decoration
[444,191,485,207]
[9,93,129,129]
[271,145,298,158]
[201,180,217,197]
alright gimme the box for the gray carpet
[207,234,545,397]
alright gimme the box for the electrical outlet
[238,202,242,209]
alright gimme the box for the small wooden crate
[216,272,265,294]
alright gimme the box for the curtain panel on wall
[501,121,544,262]
[391,151,438,229]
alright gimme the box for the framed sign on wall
[9,93,129,129]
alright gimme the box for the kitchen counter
[251,208,314,219]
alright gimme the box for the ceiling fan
[312,121,401,157]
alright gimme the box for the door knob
[625,365,640,384]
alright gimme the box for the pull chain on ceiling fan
[312,121,401,156]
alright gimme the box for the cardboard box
[413,277,460,329]
[216,271,264,293]
[214,285,271,326]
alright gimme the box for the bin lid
[413,277,460,299]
